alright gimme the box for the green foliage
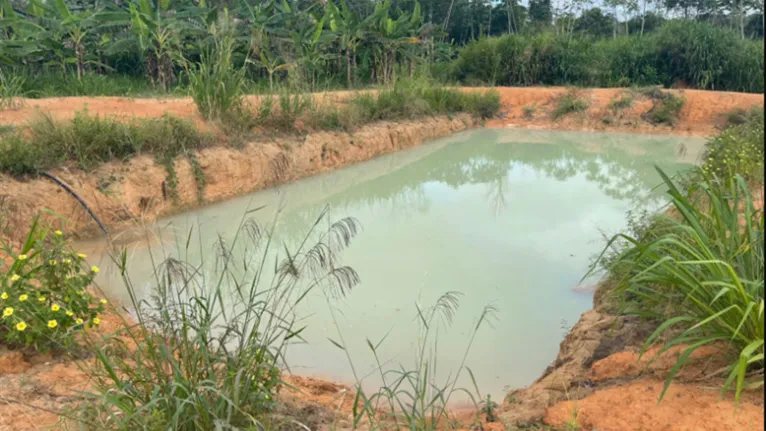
[0,70,25,110]
[595,169,764,403]
[703,109,764,181]
[184,16,248,121]
[481,394,499,422]
[1,219,104,352]
[608,93,634,111]
[551,91,589,119]
[453,21,764,93]
[19,72,158,98]
[643,92,685,125]
[81,211,360,429]
[0,112,207,176]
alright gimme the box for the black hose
[39,172,108,235]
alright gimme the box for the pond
[80,128,705,402]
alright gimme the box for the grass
[641,88,685,125]
[184,18,248,122]
[593,168,764,403]
[608,93,634,111]
[342,291,498,430]
[76,209,361,429]
[0,80,498,179]
[0,111,209,176]
[0,70,25,110]
[551,90,589,120]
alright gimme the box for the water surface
[81,128,705,400]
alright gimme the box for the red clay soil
[1,87,761,136]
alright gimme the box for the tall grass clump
[0,70,25,110]
[79,209,361,429]
[341,292,497,430]
[185,16,248,122]
[642,89,685,125]
[551,90,589,120]
[0,112,207,176]
[347,79,500,126]
[704,108,764,182]
[594,168,764,403]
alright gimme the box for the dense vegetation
[452,21,764,92]
[594,110,764,403]
[0,0,763,97]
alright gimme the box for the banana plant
[327,0,365,87]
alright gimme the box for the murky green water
[82,128,704,401]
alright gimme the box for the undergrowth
[0,111,209,177]
[641,87,685,125]
[593,169,764,403]
[551,90,589,120]
[703,108,764,181]
[76,209,362,429]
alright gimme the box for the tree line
[0,0,763,93]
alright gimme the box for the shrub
[643,92,685,125]
[551,90,589,119]
[608,93,634,111]
[1,219,105,352]
[703,109,764,181]
[594,169,764,403]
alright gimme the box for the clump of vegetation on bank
[75,211,361,429]
[1,220,105,352]
[642,88,685,125]
[594,112,765,402]
[704,108,764,181]
[551,90,589,119]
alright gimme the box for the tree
[528,0,553,27]
[574,7,613,37]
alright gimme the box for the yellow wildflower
[55,230,63,236]
[51,304,60,312]
[75,318,84,325]
[19,294,28,302]
[10,274,20,282]
[38,296,46,302]
[16,321,26,332]
[17,254,27,261]
[93,317,101,325]
[49,259,57,266]
[77,253,87,259]
[3,307,13,317]
[91,266,100,273]
[63,259,72,264]
[100,299,108,305]
[47,320,58,329]
[0,292,7,300]
[66,310,74,317]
